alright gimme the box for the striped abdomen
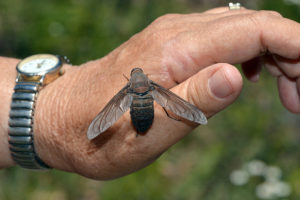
[130,93,154,133]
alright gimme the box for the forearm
[0,57,19,168]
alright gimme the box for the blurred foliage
[1,0,300,199]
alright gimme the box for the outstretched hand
[22,7,300,179]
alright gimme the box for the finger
[277,76,300,113]
[241,57,263,82]
[260,16,300,59]
[273,55,300,78]
[169,63,243,121]
[241,53,288,81]
[203,6,247,14]
[158,10,255,28]
[164,11,299,82]
[263,54,283,77]
[198,9,254,22]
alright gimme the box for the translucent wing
[87,84,133,140]
[150,81,207,125]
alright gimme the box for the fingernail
[209,68,234,99]
[249,73,260,82]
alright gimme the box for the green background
[0,0,300,199]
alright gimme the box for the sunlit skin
[0,7,299,180]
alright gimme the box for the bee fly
[87,68,207,140]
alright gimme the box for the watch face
[17,54,61,75]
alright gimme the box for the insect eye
[130,68,135,75]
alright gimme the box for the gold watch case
[16,54,65,85]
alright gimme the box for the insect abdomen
[130,94,154,133]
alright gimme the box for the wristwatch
[8,54,70,170]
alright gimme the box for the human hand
[14,7,298,179]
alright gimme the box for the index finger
[203,6,247,14]
[164,11,300,82]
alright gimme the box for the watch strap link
[8,81,51,169]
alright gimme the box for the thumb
[146,63,243,158]
[171,63,243,120]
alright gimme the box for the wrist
[33,63,78,171]
[33,58,112,173]
[32,55,126,177]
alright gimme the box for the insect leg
[123,74,129,81]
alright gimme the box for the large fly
[87,68,207,140]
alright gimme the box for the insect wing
[87,85,133,140]
[151,81,207,125]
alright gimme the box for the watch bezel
[16,54,62,76]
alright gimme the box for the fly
[87,68,207,140]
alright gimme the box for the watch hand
[37,60,46,68]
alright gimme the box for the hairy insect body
[130,94,154,133]
[87,67,207,140]
[129,69,154,132]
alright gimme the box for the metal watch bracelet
[8,80,51,169]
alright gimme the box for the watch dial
[18,54,60,74]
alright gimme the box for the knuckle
[252,10,283,20]
[282,67,300,78]
[151,13,181,27]
[264,10,283,18]
[186,78,205,110]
